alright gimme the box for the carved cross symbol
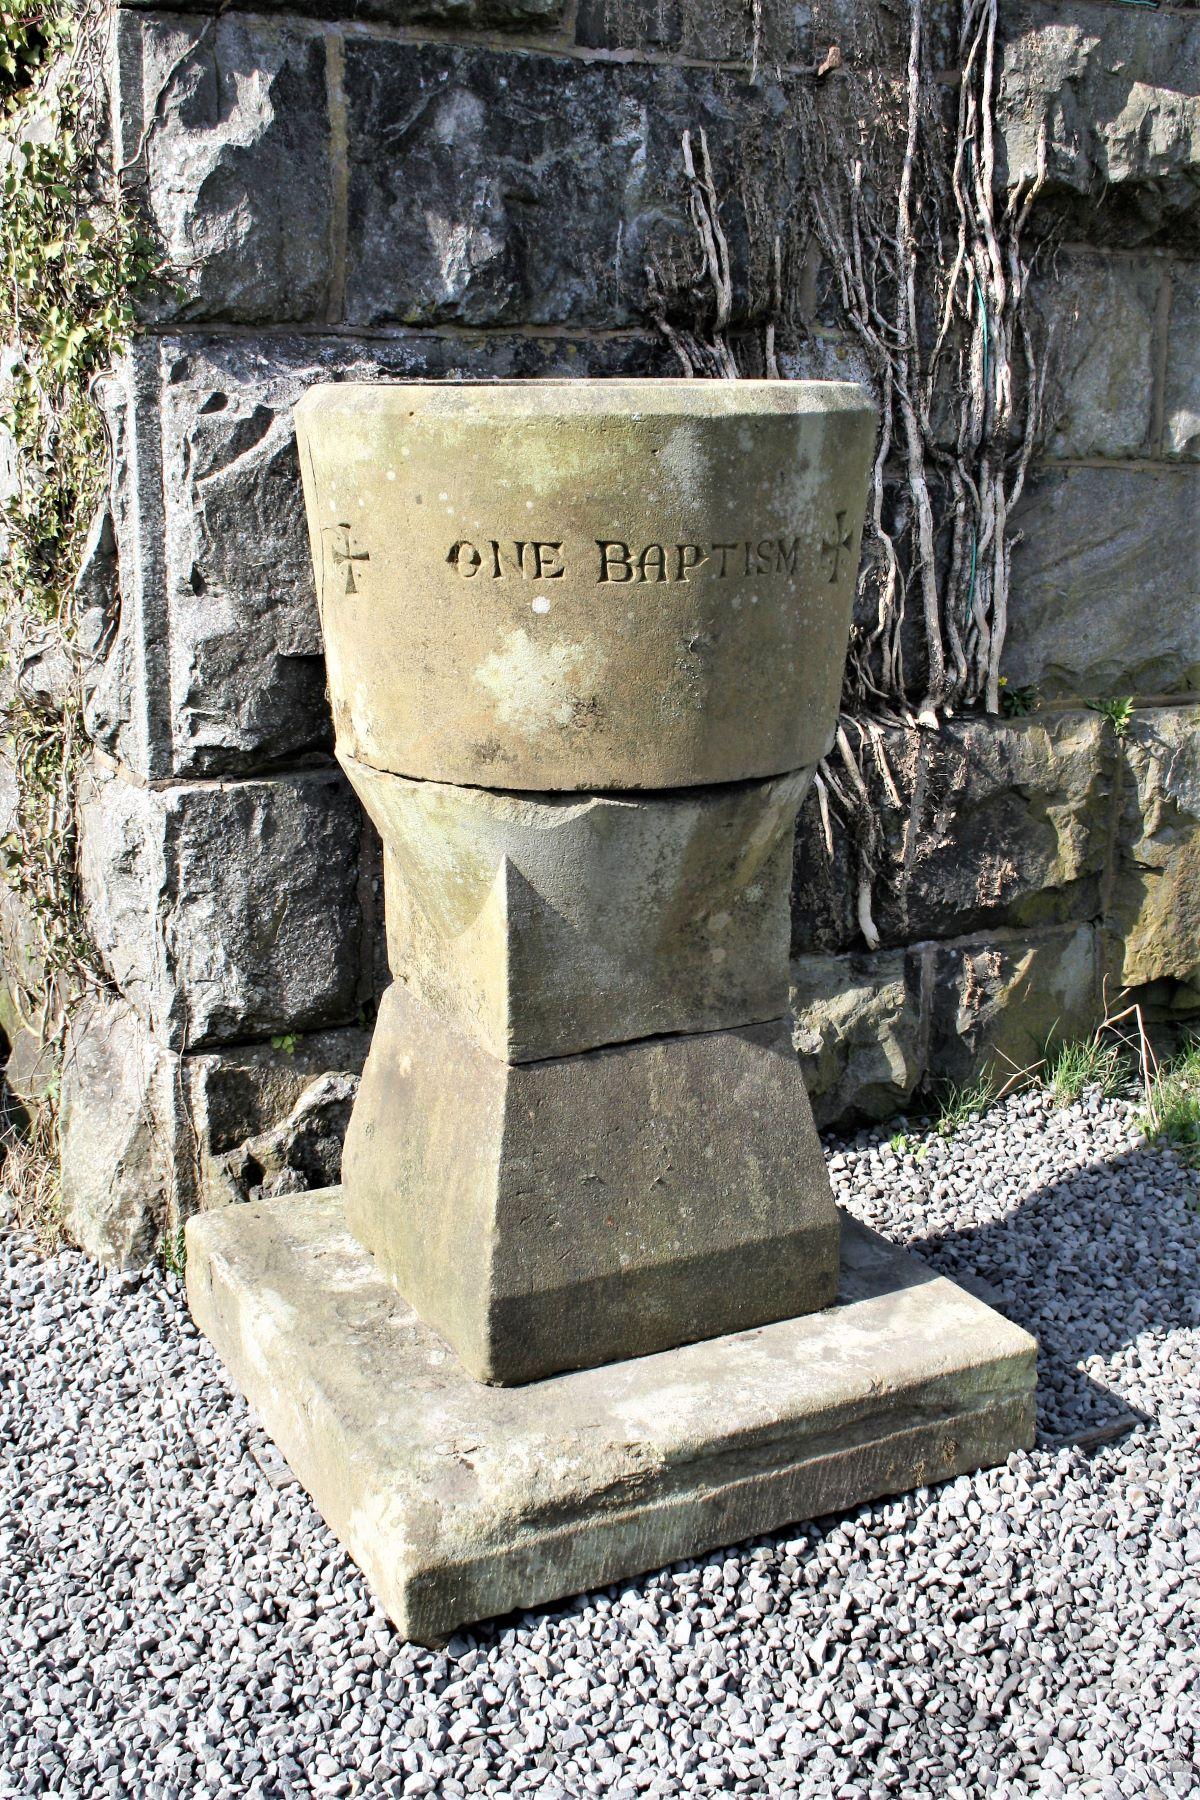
[326,523,370,596]
[821,510,853,584]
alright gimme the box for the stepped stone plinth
[187,379,1036,1641]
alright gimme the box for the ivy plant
[0,0,162,1233]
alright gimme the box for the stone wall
[4,0,1198,1259]
[793,0,1200,1124]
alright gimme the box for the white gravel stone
[0,1087,1197,1799]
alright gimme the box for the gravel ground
[2,1087,1197,1800]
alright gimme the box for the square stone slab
[186,1191,1036,1645]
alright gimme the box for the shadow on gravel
[902,1142,1198,1448]
[440,1142,1197,1646]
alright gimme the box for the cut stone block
[1031,252,1160,461]
[186,1188,1038,1645]
[791,949,923,1128]
[59,991,181,1268]
[184,1026,371,1210]
[339,43,805,332]
[791,712,1117,956]
[54,991,374,1263]
[115,11,332,325]
[926,925,1101,1088]
[1004,466,1200,700]
[575,0,808,66]
[1165,262,1200,461]
[343,985,839,1385]
[347,753,808,1061]
[295,380,875,790]
[78,759,366,1050]
[51,1000,372,1266]
[120,0,563,25]
[1110,706,1200,1000]
[996,0,1200,246]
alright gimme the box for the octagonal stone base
[348,755,810,1065]
[344,986,839,1385]
[186,1191,1036,1645]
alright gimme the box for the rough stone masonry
[0,0,1197,1263]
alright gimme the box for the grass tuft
[2,1099,65,1253]
[933,1072,997,1138]
[1140,1039,1200,1169]
[1045,1037,1131,1107]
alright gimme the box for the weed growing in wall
[1087,696,1135,740]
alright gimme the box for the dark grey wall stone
[791,948,923,1127]
[78,761,367,1050]
[116,10,333,323]
[342,40,801,328]
[1033,252,1162,461]
[996,0,1200,246]
[186,1028,371,1209]
[926,924,1102,1087]
[1165,260,1200,460]
[575,0,809,65]
[1109,705,1200,1003]
[792,713,1117,955]
[119,0,564,26]
[59,992,178,1266]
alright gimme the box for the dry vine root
[802,0,1048,725]
[806,0,1049,935]
[646,128,742,379]
[649,1,1050,945]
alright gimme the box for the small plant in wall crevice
[998,678,1040,719]
[1087,696,1135,739]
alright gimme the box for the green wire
[975,273,989,397]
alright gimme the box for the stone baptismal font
[187,380,1035,1642]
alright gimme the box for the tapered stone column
[186,381,1037,1641]
[297,381,875,1382]
[342,759,834,1383]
